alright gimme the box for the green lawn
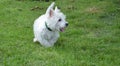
[0,0,120,66]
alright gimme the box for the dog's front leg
[41,39,54,47]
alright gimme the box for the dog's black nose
[66,23,68,26]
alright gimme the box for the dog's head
[45,2,68,32]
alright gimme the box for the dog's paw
[33,38,38,43]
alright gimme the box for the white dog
[33,2,68,47]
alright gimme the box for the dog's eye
[58,19,62,22]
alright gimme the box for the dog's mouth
[60,28,65,32]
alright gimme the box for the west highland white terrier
[33,2,68,47]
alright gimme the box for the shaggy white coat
[33,2,68,47]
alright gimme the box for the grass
[0,0,120,66]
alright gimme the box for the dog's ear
[55,6,60,13]
[46,2,55,17]
[49,9,54,17]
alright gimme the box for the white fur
[33,2,68,47]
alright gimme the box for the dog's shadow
[34,40,65,48]
[54,38,66,47]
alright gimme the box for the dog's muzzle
[60,23,68,32]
